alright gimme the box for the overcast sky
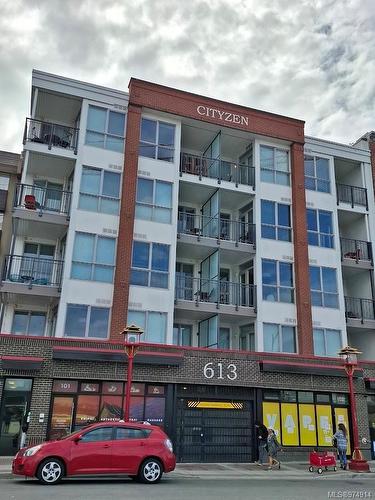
[1,0,374,153]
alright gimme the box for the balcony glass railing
[180,152,255,187]
[23,118,79,154]
[14,184,72,216]
[340,237,372,263]
[336,183,368,209]
[345,296,375,322]
[175,274,256,308]
[177,212,255,244]
[2,255,64,287]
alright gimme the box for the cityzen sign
[196,105,249,126]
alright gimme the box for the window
[173,324,192,346]
[71,232,116,283]
[64,304,110,339]
[261,200,291,241]
[139,118,175,162]
[239,324,255,351]
[307,209,334,248]
[260,145,289,186]
[11,311,46,336]
[309,266,338,308]
[115,427,151,439]
[86,106,125,152]
[262,259,294,303]
[81,427,113,442]
[127,310,167,343]
[79,167,121,215]
[264,323,296,353]
[135,178,172,223]
[304,156,330,193]
[130,242,169,289]
[313,328,341,356]
[218,328,230,349]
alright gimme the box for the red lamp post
[121,324,144,422]
[338,345,369,472]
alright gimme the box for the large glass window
[239,324,255,351]
[264,323,296,353]
[313,328,341,356]
[79,167,121,215]
[309,266,338,308]
[135,178,172,223]
[260,146,290,186]
[86,106,126,152]
[261,200,291,241]
[173,324,192,346]
[127,310,167,343]
[307,209,334,248]
[304,156,330,193]
[11,311,46,336]
[64,304,110,339]
[262,259,294,303]
[130,242,169,289]
[71,232,116,283]
[139,118,175,162]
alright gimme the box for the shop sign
[52,380,78,393]
[102,382,123,395]
[196,105,249,126]
[147,385,165,395]
[262,402,281,439]
[80,382,100,393]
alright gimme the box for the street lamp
[338,345,369,472]
[121,324,144,422]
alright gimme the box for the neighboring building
[1,70,375,461]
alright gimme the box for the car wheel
[37,458,64,485]
[138,458,163,484]
[308,466,313,472]
[317,467,323,475]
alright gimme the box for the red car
[12,421,176,485]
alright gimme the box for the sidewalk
[1,456,375,478]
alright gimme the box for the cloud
[0,0,374,152]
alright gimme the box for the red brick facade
[111,79,313,353]
[291,143,313,355]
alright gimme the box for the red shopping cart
[308,451,337,474]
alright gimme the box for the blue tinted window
[319,211,332,234]
[136,178,153,204]
[322,267,337,293]
[132,242,149,268]
[262,260,277,285]
[87,107,106,133]
[108,112,125,136]
[141,118,157,143]
[307,209,318,231]
[261,200,275,224]
[279,263,293,287]
[278,204,290,227]
[309,266,321,291]
[151,244,169,272]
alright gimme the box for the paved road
[1,475,375,500]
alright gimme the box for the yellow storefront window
[299,404,317,446]
[316,405,333,446]
[281,403,299,446]
[334,407,351,454]
[262,402,281,439]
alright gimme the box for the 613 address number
[203,362,238,380]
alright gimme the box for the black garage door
[176,398,254,462]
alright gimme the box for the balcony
[1,255,63,296]
[180,152,255,188]
[177,212,255,252]
[345,297,375,326]
[23,118,79,154]
[174,274,256,318]
[340,237,373,268]
[336,183,368,210]
[14,183,71,218]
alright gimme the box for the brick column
[291,142,313,355]
[110,103,142,340]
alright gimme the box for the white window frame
[85,105,126,151]
[139,117,175,162]
[11,310,47,336]
[135,177,173,223]
[304,155,331,193]
[260,145,290,186]
[71,232,116,283]
[263,323,296,353]
[79,166,121,215]
[64,304,110,339]
[128,310,167,344]
[313,328,341,357]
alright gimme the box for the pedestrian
[266,428,281,470]
[255,422,268,466]
[333,423,348,470]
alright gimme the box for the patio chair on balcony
[344,249,361,260]
[24,195,36,210]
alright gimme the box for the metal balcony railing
[23,118,79,154]
[180,152,255,188]
[175,274,256,308]
[2,255,64,287]
[177,212,255,244]
[345,296,375,322]
[340,237,372,263]
[14,184,72,216]
[336,183,368,209]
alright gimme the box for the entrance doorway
[0,378,32,456]
[176,398,253,462]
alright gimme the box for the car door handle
[103,444,111,448]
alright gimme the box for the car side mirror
[73,435,82,443]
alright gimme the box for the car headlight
[165,439,173,453]
[24,445,43,457]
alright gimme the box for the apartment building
[1,70,375,462]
